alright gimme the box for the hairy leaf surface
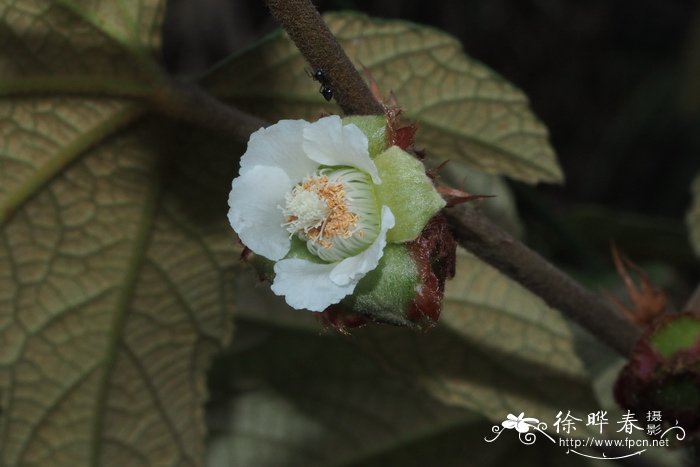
[205,13,563,184]
[206,273,595,466]
[227,249,599,441]
[0,2,239,465]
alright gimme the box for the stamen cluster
[282,174,359,249]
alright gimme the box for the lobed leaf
[204,12,563,184]
[0,2,239,466]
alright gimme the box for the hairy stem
[446,207,640,355]
[154,79,267,142]
[264,0,384,115]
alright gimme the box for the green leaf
[357,249,600,427]
[227,250,599,436]
[0,0,164,98]
[213,251,685,466]
[688,174,700,257]
[0,3,239,466]
[204,12,562,184]
[206,320,480,467]
[205,298,592,467]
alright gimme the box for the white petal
[302,115,381,184]
[271,259,355,311]
[502,421,517,430]
[329,206,395,286]
[228,165,292,261]
[240,119,318,182]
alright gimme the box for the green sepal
[340,243,419,322]
[651,315,700,358]
[285,236,324,263]
[374,146,446,243]
[342,115,387,157]
[251,240,421,325]
[615,312,700,441]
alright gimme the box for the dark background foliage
[163,0,700,302]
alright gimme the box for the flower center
[282,174,357,245]
[281,169,379,262]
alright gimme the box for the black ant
[307,68,333,101]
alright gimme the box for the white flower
[228,116,395,312]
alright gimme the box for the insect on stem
[306,67,334,101]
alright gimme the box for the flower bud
[615,312,700,440]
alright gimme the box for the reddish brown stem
[264,0,384,115]
[445,206,641,356]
